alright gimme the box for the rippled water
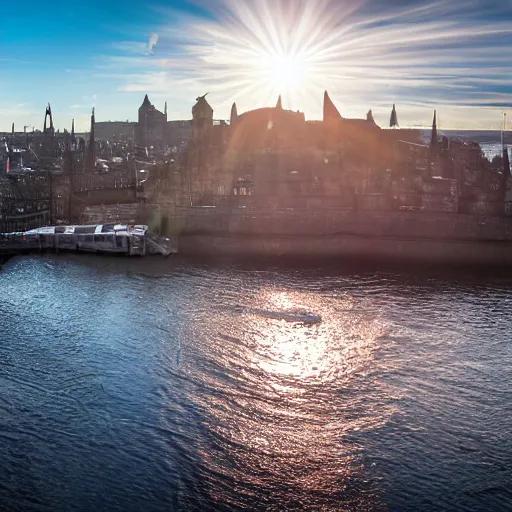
[1,255,512,511]
[480,142,505,160]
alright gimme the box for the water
[1,255,512,511]
[421,130,508,160]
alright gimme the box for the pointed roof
[390,104,398,128]
[276,95,282,109]
[430,110,438,148]
[230,102,238,125]
[141,94,151,108]
[323,91,342,122]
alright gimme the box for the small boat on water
[248,307,322,324]
[0,224,177,257]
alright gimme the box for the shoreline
[176,232,512,266]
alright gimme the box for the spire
[503,146,510,199]
[323,91,342,122]
[430,110,438,149]
[276,95,282,109]
[44,103,54,135]
[389,104,398,128]
[87,107,95,171]
[71,118,76,151]
[49,104,54,133]
[141,94,151,107]
[366,110,375,123]
[230,102,238,125]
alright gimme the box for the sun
[266,53,308,93]
[257,51,309,97]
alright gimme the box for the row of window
[41,234,119,243]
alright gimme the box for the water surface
[1,255,511,511]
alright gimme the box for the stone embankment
[80,201,512,264]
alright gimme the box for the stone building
[95,121,136,142]
[167,120,193,148]
[184,91,414,206]
[136,95,167,150]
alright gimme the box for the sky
[0,0,511,132]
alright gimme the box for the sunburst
[114,0,512,127]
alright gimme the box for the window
[75,226,96,234]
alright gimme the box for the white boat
[8,223,178,256]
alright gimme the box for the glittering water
[1,255,512,511]
[480,142,504,160]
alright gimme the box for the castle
[185,91,423,208]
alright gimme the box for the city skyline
[1,0,511,132]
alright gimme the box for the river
[1,255,511,511]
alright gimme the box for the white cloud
[148,33,159,54]
[100,0,512,128]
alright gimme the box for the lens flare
[110,0,512,127]
[261,53,308,94]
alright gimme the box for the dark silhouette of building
[186,90,406,205]
[136,94,167,150]
[390,104,398,128]
[95,121,136,142]
[86,108,95,172]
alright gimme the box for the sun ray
[108,0,512,127]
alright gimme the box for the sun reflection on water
[179,284,396,509]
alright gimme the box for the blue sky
[1,0,511,131]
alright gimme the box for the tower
[86,107,95,171]
[137,94,166,150]
[44,103,55,136]
[389,104,398,128]
[230,102,238,126]
[503,146,510,202]
[430,110,438,150]
[276,95,282,110]
[71,118,75,149]
[192,93,213,142]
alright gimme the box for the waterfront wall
[80,202,512,263]
[178,233,512,265]
[168,207,512,242]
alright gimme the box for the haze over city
[1,0,511,132]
